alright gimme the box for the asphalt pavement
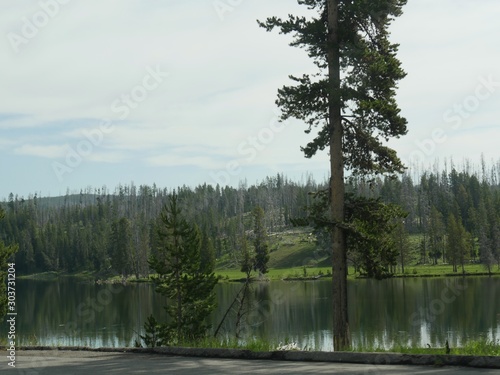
[3,350,500,375]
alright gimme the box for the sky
[0,0,499,200]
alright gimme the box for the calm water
[3,277,500,350]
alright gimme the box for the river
[2,276,500,351]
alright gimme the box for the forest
[1,158,500,277]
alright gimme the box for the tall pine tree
[259,0,408,349]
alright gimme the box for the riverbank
[216,264,500,282]
[17,263,500,283]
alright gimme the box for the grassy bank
[214,263,500,282]
[353,339,500,356]
[393,264,500,278]
[16,226,500,282]
[188,338,500,356]
[17,270,96,281]
[18,263,500,283]
[10,334,500,357]
[214,266,332,282]
[133,336,500,356]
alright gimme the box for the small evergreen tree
[300,190,407,279]
[446,213,469,273]
[491,223,500,269]
[0,208,18,318]
[252,206,269,275]
[392,218,411,274]
[239,233,254,280]
[200,230,216,274]
[345,196,405,280]
[428,206,445,265]
[148,193,218,345]
[479,229,495,274]
[109,217,132,277]
[138,314,163,348]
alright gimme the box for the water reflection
[2,277,500,350]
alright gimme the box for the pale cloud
[0,0,499,197]
[14,144,68,158]
[85,151,128,164]
[0,138,18,150]
[146,154,222,169]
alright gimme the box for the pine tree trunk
[327,0,350,351]
[176,264,182,341]
[400,226,405,274]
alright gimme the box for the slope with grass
[214,228,500,282]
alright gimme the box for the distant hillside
[2,164,500,277]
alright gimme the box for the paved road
[2,351,499,375]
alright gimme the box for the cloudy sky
[1,0,499,199]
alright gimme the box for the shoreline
[17,267,500,283]
[11,346,500,369]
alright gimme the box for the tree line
[370,159,500,274]
[0,174,319,276]
[1,160,500,277]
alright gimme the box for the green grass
[219,263,500,283]
[215,228,500,281]
[17,271,97,281]
[20,263,500,285]
[14,333,500,356]
[352,339,500,356]
[267,229,320,269]
[140,336,500,356]
[217,266,335,282]
[268,242,317,269]
[17,271,61,280]
[175,337,277,351]
[394,263,500,278]
[214,227,336,282]
[460,339,500,356]
[214,261,500,283]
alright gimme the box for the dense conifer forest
[2,159,500,277]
